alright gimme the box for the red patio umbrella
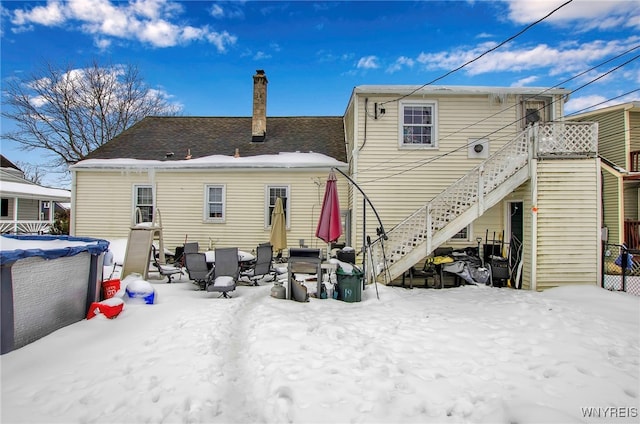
[316,170,342,248]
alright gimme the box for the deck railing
[369,122,598,283]
[625,220,640,250]
[0,220,52,235]
[630,151,640,172]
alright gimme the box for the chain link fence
[603,243,640,296]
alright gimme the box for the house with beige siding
[567,102,640,250]
[344,85,600,290]
[70,71,349,255]
[70,71,601,291]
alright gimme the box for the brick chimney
[252,70,268,142]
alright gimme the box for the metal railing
[603,243,640,296]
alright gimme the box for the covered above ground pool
[1,234,109,354]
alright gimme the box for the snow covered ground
[1,239,639,423]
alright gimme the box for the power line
[363,44,640,175]
[357,56,640,184]
[565,89,640,118]
[379,0,574,107]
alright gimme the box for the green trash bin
[336,267,363,302]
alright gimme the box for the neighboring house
[344,85,599,291]
[567,102,640,250]
[71,71,600,290]
[70,71,350,254]
[0,155,71,234]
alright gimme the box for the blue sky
[1,0,639,183]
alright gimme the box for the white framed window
[133,185,154,224]
[204,184,225,223]
[450,225,471,242]
[266,185,289,228]
[399,100,437,148]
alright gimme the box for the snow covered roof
[0,180,71,201]
[71,152,348,171]
[353,85,571,96]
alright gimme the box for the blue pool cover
[0,235,109,266]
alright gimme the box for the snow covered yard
[1,277,638,423]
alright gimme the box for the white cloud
[210,4,224,18]
[416,37,640,77]
[386,56,415,74]
[253,51,271,61]
[357,56,379,69]
[9,0,237,51]
[504,0,640,30]
[95,37,112,50]
[11,0,66,26]
[564,94,610,114]
[511,76,539,87]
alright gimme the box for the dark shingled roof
[84,116,347,163]
[1,155,20,170]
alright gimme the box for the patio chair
[207,247,238,298]
[175,241,200,266]
[184,252,211,290]
[240,243,276,286]
[150,245,184,283]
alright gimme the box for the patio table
[204,250,255,265]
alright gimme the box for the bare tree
[15,161,47,185]
[2,59,181,170]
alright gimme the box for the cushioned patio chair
[207,247,238,298]
[184,252,211,290]
[240,243,276,286]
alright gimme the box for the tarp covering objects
[0,235,109,266]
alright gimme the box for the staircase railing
[369,122,598,283]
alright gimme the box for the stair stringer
[379,165,530,283]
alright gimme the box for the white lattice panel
[537,122,598,155]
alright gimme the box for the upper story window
[266,185,289,228]
[205,184,225,223]
[399,101,437,148]
[134,185,153,224]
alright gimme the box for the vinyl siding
[623,182,638,221]
[17,198,39,220]
[348,92,526,251]
[630,110,640,153]
[572,109,626,167]
[535,159,599,289]
[73,169,348,254]
[601,168,622,244]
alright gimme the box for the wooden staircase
[369,122,598,284]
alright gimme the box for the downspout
[70,169,77,236]
[351,95,360,251]
[529,125,538,291]
[596,157,603,288]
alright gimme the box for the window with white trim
[134,185,153,224]
[205,185,225,222]
[450,225,471,242]
[400,101,437,147]
[266,186,289,228]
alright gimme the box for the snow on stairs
[371,129,531,284]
